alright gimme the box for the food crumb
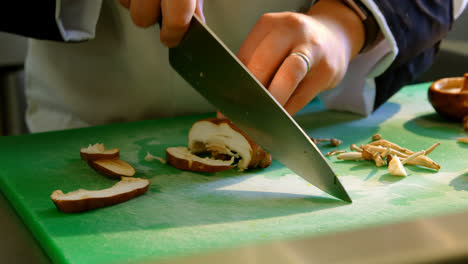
[145,152,167,164]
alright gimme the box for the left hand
[118,0,205,47]
[226,0,365,116]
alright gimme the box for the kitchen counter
[0,192,50,263]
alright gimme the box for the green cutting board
[1,83,468,264]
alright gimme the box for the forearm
[307,0,366,61]
[372,0,454,108]
[372,0,453,70]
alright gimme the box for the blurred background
[0,9,467,136]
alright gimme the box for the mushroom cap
[188,118,271,170]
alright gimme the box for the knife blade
[168,15,351,202]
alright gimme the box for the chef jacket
[1,0,467,132]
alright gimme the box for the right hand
[119,0,205,47]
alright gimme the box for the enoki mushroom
[337,134,441,176]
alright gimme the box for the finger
[119,0,131,9]
[160,0,196,47]
[129,0,161,28]
[237,13,277,65]
[267,51,311,106]
[283,76,324,116]
[283,59,336,115]
[194,0,205,23]
[244,31,292,87]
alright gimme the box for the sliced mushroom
[51,177,149,213]
[166,147,235,172]
[80,143,119,161]
[187,118,272,171]
[89,159,136,179]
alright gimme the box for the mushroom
[337,152,363,161]
[166,118,272,172]
[310,137,343,146]
[51,177,149,213]
[372,134,382,141]
[350,144,363,152]
[401,150,426,165]
[88,159,136,179]
[330,138,343,147]
[166,147,236,172]
[326,149,346,156]
[368,140,413,156]
[337,135,441,171]
[80,143,119,161]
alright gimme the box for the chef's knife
[168,15,351,202]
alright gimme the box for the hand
[234,0,365,116]
[119,0,205,47]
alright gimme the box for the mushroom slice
[166,147,235,173]
[50,177,150,213]
[188,118,272,171]
[80,143,119,161]
[89,159,136,179]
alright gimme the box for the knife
[168,15,351,202]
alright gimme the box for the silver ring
[290,52,311,73]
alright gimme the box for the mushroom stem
[406,155,441,171]
[350,144,363,152]
[326,149,346,156]
[424,142,440,155]
[380,146,391,159]
[369,140,413,155]
[372,152,386,167]
[401,150,425,165]
[337,152,363,160]
[364,145,409,158]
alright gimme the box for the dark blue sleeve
[0,1,64,41]
[371,0,453,110]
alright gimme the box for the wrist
[307,0,366,60]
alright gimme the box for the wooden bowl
[428,74,468,120]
